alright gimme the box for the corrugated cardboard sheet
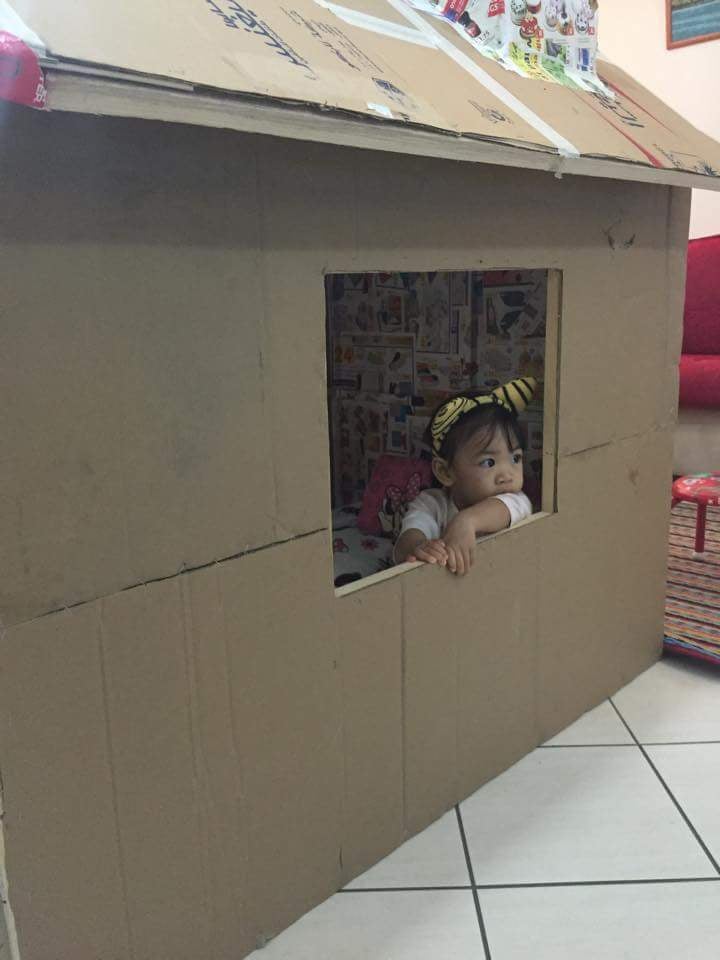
[3,0,720,180]
[0,104,689,959]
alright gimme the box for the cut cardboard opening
[326,268,561,590]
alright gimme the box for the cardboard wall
[0,105,689,960]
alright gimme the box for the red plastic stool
[671,473,720,557]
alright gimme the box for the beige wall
[600,0,720,238]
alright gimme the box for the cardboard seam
[531,524,541,747]
[563,424,668,460]
[663,185,674,402]
[178,579,215,959]
[562,439,613,458]
[96,602,137,960]
[8,527,327,629]
[666,185,692,369]
[214,565,251,948]
[252,141,283,542]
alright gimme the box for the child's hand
[442,514,477,576]
[407,539,448,566]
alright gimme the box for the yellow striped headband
[430,378,538,455]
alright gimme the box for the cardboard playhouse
[1,1,720,958]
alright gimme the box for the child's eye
[479,458,495,468]
[513,453,523,464]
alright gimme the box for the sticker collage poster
[413,0,605,92]
[326,270,547,506]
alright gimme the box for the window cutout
[326,270,558,590]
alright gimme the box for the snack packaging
[455,0,510,55]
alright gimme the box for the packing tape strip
[386,0,580,157]
[315,0,437,46]
[319,0,580,158]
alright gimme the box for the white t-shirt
[399,488,532,544]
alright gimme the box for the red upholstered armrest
[683,235,720,355]
[679,354,720,408]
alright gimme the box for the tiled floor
[250,655,720,959]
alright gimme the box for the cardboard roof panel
[464,52,654,165]
[596,62,720,175]
[355,25,556,146]
[4,0,720,188]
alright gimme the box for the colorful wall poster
[326,270,548,506]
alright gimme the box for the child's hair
[424,390,526,470]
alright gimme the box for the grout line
[455,806,492,960]
[609,698,720,876]
[339,875,720,893]
[474,876,720,890]
[642,740,720,747]
[340,885,472,893]
[539,743,636,748]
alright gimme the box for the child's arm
[442,499,512,575]
[443,492,533,575]
[394,528,448,566]
[461,497,514,534]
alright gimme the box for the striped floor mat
[665,502,720,665]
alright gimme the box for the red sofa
[675,234,720,474]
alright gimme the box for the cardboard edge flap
[45,68,720,194]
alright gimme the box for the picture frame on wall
[667,0,720,49]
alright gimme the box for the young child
[394,378,536,576]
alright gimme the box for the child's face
[438,426,524,509]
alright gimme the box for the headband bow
[430,377,538,455]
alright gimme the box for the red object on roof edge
[0,31,47,109]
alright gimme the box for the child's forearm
[460,498,512,535]
[394,528,427,564]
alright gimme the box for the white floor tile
[613,659,720,743]
[247,890,482,959]
[480,881,720,960]
[647,743,720,868]
[543,700,634,746]
[345,810,468,889]
[460,746,713,884]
